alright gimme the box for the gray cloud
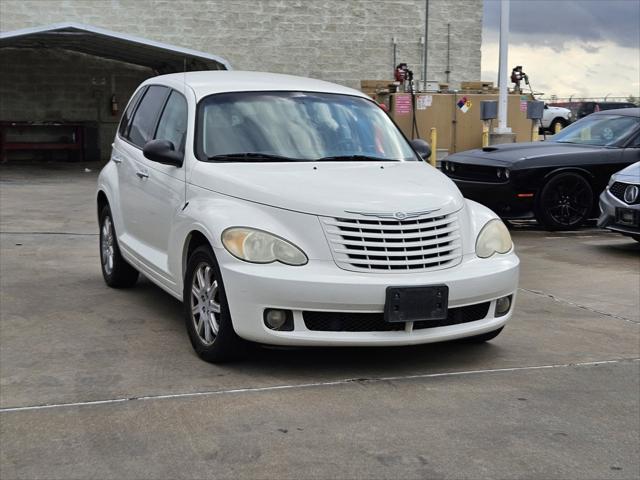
[580,44,601,54]
[484,0,640,50]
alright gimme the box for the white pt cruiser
[97,71,519,363]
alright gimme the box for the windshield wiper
[207,152,299,162]
[315,154,397,162]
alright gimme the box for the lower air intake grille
[303,302,490,332]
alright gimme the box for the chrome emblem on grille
[344,208,440,219]
[624,185,639,204]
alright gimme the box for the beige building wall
[0,0,483,89]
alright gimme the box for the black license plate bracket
[384,285,449,323]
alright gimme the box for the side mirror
[410,139,431,160]
[143,139,183,167]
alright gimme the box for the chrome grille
[610,181,640,205]
[320,211,462,273]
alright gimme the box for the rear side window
[128,85,169,148]
[118,87,146,137]
[155,91,188,152]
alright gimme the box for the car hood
[613,161,640,182]
[449,142,605,167]
[190,161,464,217]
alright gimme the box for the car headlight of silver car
[222,227,308,266]
[475,219,513,258]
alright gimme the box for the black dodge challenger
[441,108,640,230]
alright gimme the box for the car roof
[592,107,640,116]
[142,71,367,101]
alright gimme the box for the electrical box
[526,101,545,120]
[480,101,498,120]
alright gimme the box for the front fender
[96,161,123,233]
[169,184,333,294]
[462,199,502,254]
[542,166,595,182]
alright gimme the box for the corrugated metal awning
[0,22,231,73]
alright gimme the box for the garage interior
[0,23,229,163]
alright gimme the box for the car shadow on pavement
[128,276,505,377]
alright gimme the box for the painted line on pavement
[1,358,638,414]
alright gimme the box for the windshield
[551,114,639,146]
[195,91,418,162]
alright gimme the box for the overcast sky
[482,0,640,100]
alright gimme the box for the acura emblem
[624,185,639,204]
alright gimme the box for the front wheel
[535,172,593,230]
[184,245,247,363]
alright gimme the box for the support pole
[429,127,437,167]
[554,121,563,134]
[496,0,511,134]
[531,121,539,142]
[422,0,429,88]
[482,121,490,147]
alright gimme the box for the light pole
[496,0,511,134]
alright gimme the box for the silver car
[598,161,640,241]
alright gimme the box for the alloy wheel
[543,176,591,227]
[101,216,115,275]
[190,262,221,345]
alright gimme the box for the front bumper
[449,178,535,219]
[598,189,640,236]
[216,248,520,346]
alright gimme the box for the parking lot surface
[1,163,639,479]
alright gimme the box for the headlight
[475,219,513,258]
[221,227,308,266]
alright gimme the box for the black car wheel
[536,172,593,230]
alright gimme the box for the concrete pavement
[1,163,638,479]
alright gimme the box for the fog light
[495,295,512,317]
[264,309,293,331]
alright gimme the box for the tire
[99,205,139,288]
[183,245,247,363]
[535,172,593,230]
[456,327,504,344]
[549,118,567,133]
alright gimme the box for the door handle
[112,156,122,164]
[136,170,149,179]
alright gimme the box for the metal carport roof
[0,22,231,73]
